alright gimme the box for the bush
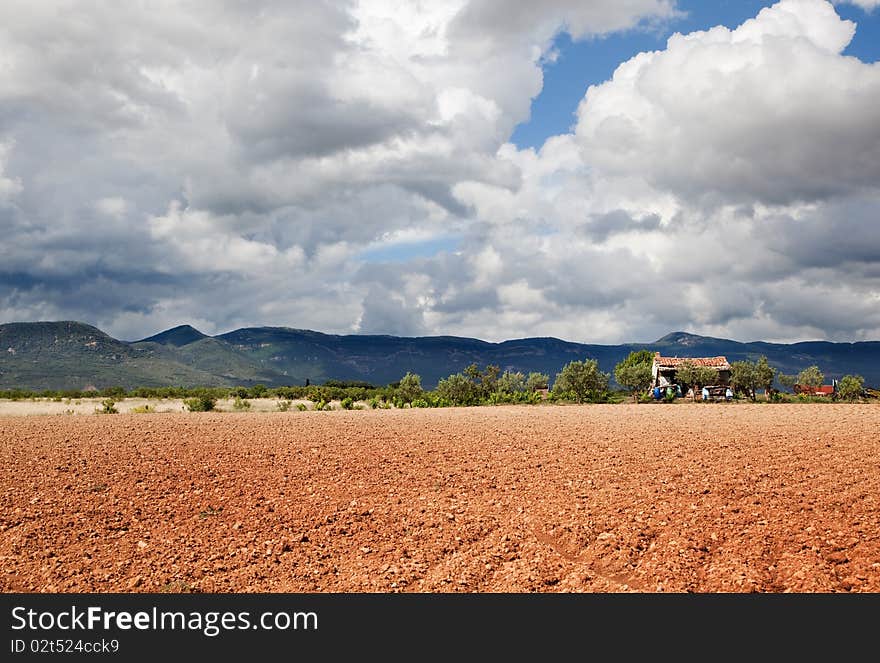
[295,403,308,411]
[131,404,155,414]
[232,396,251,411]
[184,395,215,412]
[97,398,118,414]
[341,397,354,410]
[277,400,291,412]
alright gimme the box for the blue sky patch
[511,0,880,150]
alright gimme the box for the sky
[2,0,880,344]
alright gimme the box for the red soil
[2,404,878,592]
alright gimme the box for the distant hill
[1,321,879,391]
[138,324,208,346]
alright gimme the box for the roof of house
[796,384,835,395]
[653,352,731,369]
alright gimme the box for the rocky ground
[1,403,878,592]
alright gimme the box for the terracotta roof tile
[653,352,730,368]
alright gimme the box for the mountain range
[1,321,878,391]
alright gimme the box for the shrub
[131,404,155,414]
[341,397,354,410]
[277,400,291,412]
[232,396,251,411]
[184,395,215,412]
[97,398,118,414]
[295,403,308,411]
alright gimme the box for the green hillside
[2,321,879,391]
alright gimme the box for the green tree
[677,361,718,401]
[614,350,654,403]
[397,372,423,403]
[525,372,549,392]
[496,370,527,394]
[778,373,798,392]
[464,363,481,383]
[435,373,480,406]
[754,356,777,400]
[797,365,824,394]
[552,358,610,403]
[730,360,758,401]
[481,364,501,394]
[458,363,502,399]
[836,375,864,402]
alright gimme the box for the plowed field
[2,404,878,592]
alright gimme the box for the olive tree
[496,370,527,394]
[613,350,654,403]
[754,356,777,400]
[525,372,550,392]
[797,365,824,394]
[731,356,777,401]
[396,372,423,403]
[836,374,864,402]
[552,359,609,404]
[778,373,798,392]
[435,373,480,406]
[676,361,718,401]
[730,360,758,401]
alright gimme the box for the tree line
[0,353,870,407]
